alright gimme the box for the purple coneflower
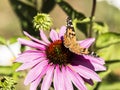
[16,26,106,90]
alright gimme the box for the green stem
[93,82,101,90]
[105,60,120,65]
[88,0,96,38]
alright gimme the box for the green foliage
[56,0,85,20]
[93,22,109,34]
[9,0,38,36]
[97,43,120,60]
[41,0,56,13]
[96,32,120,48]
[0,37,6,45]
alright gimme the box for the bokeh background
[0,0,120,90]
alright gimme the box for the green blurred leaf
[98,72,120,90]
[97,43,120,60]
[9,0,39,36]
[0,66,13,76]
[56,0,85,20]
[93,22,109,34]
[41,0,56,13]
[76,23,88,36]
[0,37,6,45]
[8,37,18,44]
[96,32,120,48]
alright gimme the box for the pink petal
[41,65,54,90]
[70,65,101,81]
[18,38,46,50]
[30,75,42,90]
[23,31,48,46]
[30,65,50,90]
[62,67,73,90]
[40,30,50,44]
[50,29,59,41]
[78,38,95,48]
[59,26,66,39]
[20,50,45,55]
[54,65,65,90]
[16,52,46,63]
[24,60,48,85]
[16,59,43,71]
[66,67,87,90]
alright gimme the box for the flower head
[16,26,106,90]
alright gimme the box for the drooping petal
[40,30,50,44]
[71,55,95,70]
[66,67,87,90]
[16,52,46,63]
[83,55,105,65]
[24,60,48,85]
[62,67,73,90]
[41,65,54,90]
[78,38,95,48]
[59,26,66,39]
[54,65,65,90]
[18,38,46,50]
[72,55,106,71]
[23,31,48,46]
[16,59,43,71]
[83,55,106,71]
[50,29,59,41]
[70,64,101,81]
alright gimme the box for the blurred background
[0,0,120,90]
[1,0,120,38]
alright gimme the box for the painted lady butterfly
[63,17,97,56]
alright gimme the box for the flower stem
[88,0,96,38]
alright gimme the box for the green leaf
[76,23,88,36]
[0,37,6,45]
[9,0,39,36]
[97,43,120,60]
[41,0,56,13]
[98,72,120,90]
[93,22,109,34]
[0,66,13,75]
[56,0,85,20]
[96,32,120,48]
[8,37,18,44]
